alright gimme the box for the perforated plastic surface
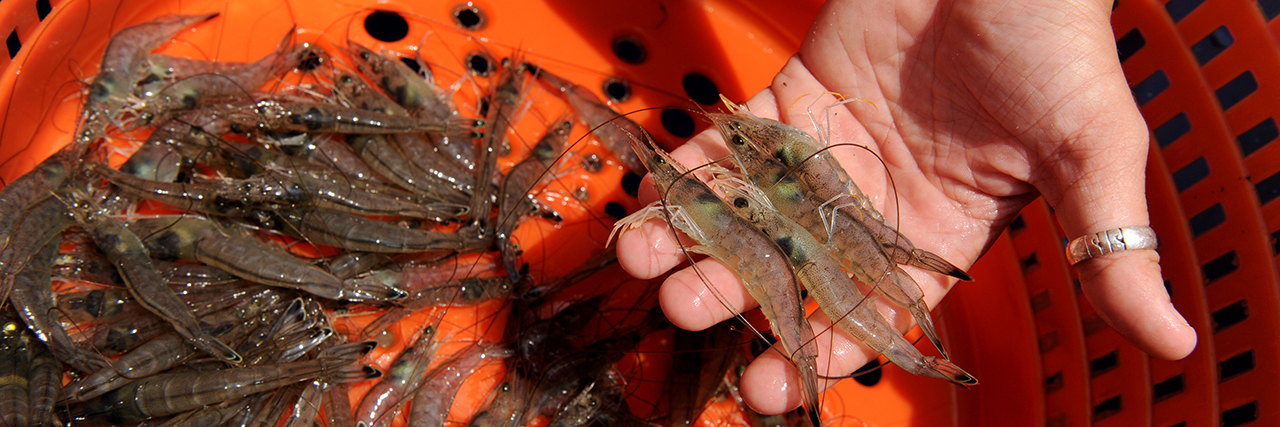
[0,0,1276,426]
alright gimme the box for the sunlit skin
[616,0,1196,415]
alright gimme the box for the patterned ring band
[1065,226,1159,266]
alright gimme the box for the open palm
[616,0,1196,414]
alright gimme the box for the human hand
[615,0,1197,415]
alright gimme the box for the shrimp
[710,102,972,281]
[128,215,404,301]
[709,116,951,358]
[280,379,326,427]
[719,183,976,386]
[498,113,573,282]
[610,132,823,426]
[470,58,529,238]
[70,340,376,424]
[668,323,745,427]
[12,233,111,374]
[61,191,242,363]
[353,324,443,427]
[226,98,475,136]
[270,208,486,254]
[345,133,472,205]
[27,326,62,427]
[136,38,320,125]
[78,13,219,147]
[358,277,512,338]
[62,308,266,404]
[0,315,32,427]
[345,42,475,170]
[407,344,513,427]
[330,68,476,197]
[292,133,390,185]
[526,65,645,172]
[0,151,78,305]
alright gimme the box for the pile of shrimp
[0,11,831,427]
[0,8,979,427]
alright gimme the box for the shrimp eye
[339,75,354,85]
[652,154,665,165]
[733,197,749,209]
[360,51,372,61]
[422,325,435,335]
[731,135,745,146]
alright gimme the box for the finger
[615,216,688,280]
[1042,97,1196,360]
[738,307,874,415]
[658,257,759,331]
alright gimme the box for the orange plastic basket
[0,0,1276,426]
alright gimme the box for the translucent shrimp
[711,100,972,281]
[407,343,513,427]
[345,42,475,169]
[128,215,405,301]
[224,98,476,136]
[0,316,31,427]
[78,13,219,147]
[270,208,486,254]
[0,152,78,304]
[610,132,823,427]
[709,113,951,358]
[135,38,320,125]
[498,113,573,282]
[330,67,476,197]
[8,211,110,374]
[719,183,977,386]
[470,57,529,238]
[27,325,62,427]
[353,324,443,427]
[62,192,242,363]
[70,340,376,424]
[526,64,645,173]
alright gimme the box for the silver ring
[1065,226,1158,265]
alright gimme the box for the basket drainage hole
[603,78,631,103]
[852,359,882,386]
[604,202,628,220]
[452,4,487,31]
[612,35,647,64]
[399,57,428,78]
[365,10,410,42]
[621,172,641,197]
[683,73,720,105]
[466,51,494,77]
[661,108,695,138]
[297,50,323,71]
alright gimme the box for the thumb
[1038,94,1197,360]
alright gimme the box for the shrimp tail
[922,357,979,388]
[910,306,948,360]
[330,365,383,384]
[909,249,973,281]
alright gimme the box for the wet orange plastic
[2,0,1279,426]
